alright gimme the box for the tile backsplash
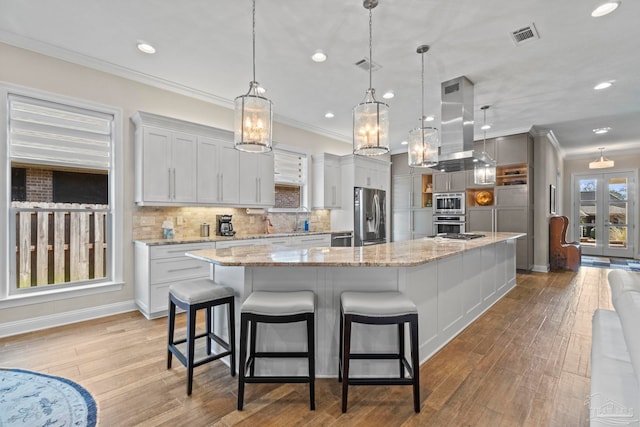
[133,206,331,240]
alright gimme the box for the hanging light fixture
[474,105,496,185]
[589,147,615,169]
[234,0,273,153]
[408,45,438,168]
[353,0,389,156]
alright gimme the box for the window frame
[0,83,124,307]
[270,145,310,213]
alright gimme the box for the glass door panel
[578,179,597,249]
[574,172,635,258]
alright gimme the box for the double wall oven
[433,192,465,234]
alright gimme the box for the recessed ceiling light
[382,91,395,99]
[311,50,327,62]
[400,140,408,145]
[481,124,491,131]
[593,127,612,134]
[424,115,435,122]
[136,41,156,54]
[324,112,335,118]
[591,1,621,17]
[594,81,614,90]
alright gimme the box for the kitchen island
[186,232,524,377]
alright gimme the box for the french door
[574,171,636,257]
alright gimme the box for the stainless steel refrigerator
[354,187,386,246]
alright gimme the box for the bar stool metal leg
[341,312,352,413]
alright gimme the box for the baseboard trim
[0,300,138,338]
[532,264,550,273]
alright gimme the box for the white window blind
[8,94,113,170]
[274,150,307,185]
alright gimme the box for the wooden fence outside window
[12,202,109,289]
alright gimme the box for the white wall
[0,42,350,333]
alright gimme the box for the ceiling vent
[354,57,381,72]
[510,23,540,45]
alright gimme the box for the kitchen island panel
[199,235,520,377]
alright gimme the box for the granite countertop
[185,232,525,268]
[134,230,352,246]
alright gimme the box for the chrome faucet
[294,206,310,232]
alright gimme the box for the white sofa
[590,270,640,426]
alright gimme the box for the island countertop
[186,231,525,267]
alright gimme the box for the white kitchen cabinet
[391,171,433,241]
[354,156,389,190]
[239,151,275,207]
[134,241,215,319]
[433,171,466,192]
[197,137,239,204]
[312,153,341,209]
[138,126,197,203]
[132,111,240,206]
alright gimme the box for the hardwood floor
[0,267,613,426]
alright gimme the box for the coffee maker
[216,215,236,236]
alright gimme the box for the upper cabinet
[494,133,532,166]
[354,156,390,190]
[312,153,342,209]
[238,151,275,207]
[197,137,239,205]
[133,111,262,207]
[136,126,197,204]
[433,170,466,192]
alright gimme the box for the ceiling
[1,0,639,160]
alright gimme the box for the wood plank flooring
[0,267,613,426]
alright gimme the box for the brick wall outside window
[26,168,53,202]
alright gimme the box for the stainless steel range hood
[429,76,496,172]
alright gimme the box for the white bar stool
[339,291,420,413]
[238,290,316,411]
[167,279,235,395]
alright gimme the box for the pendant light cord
[252,0,256,83]
[420,50,425,145]
[368,7,373,90]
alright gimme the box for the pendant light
[353,0,389,156]
[408,45,438,168]
[474,105,496,185]
[589,147,615,169]
[234,0,273,153]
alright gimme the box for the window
[1,86,122,300]
[273,148,308,210]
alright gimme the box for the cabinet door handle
[167,266,204,273]
[256,178,259,202]
[220,174,224,201]
[168,169,172,199]
[172,168,177,199]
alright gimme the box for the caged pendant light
[408,45,438,168]
[474,105,496,185]
[234,0,273,153]
[353,0,389,156]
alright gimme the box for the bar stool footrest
[243,376,312,384]
[348,378,415,386]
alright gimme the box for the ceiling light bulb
[137,42,156,54]
[424,115,435,122]
[256,86,266,95]
[593,127,611,134]
[594,81,613,90]
[481,124,491,130]
[324,112,335,118]
[311,50,327,62]
[591,1,621,17]
[382,91,395,99]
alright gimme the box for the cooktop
[429,233,486,240]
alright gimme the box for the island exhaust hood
[429,76,496,172]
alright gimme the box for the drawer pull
[167,266,205,273]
